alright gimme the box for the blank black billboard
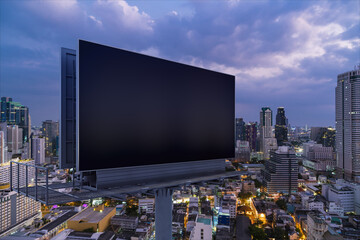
[78,40,235,171]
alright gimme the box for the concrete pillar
[155,188,173,240]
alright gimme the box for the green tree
[238,191,253,202]
[232,162,239,169]
[273,227,289,240]
[125,205,138,216]
[254,179,263,188]
[276,199,287,211]
[249,225,267,240]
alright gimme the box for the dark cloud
[0,0,359,126]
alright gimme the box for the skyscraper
[0,97,30,144]
[275,107,288,145]
[260,107,277,159]
[260,107,273,138]
[32,136,45,165]
[245,122,257,152]
[6,125,22,155]
[336,67,360,181]
[262,146,298,194]
[311,127,336,149]
[235,118,246,142]
[41,120,59,162]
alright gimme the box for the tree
[296,227,303,239]
[276,199,287,211]
[254,179,263,188]
[273,227,289,240]
[232,162,239,169]
[249,225,267,240]
[125,205,138,216]
[200,196,207,202]
[254,218,263,226]
[238,191,253,202]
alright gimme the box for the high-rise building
[0,97,15,123]
[0,190,41,233]
[235,140,250,162]
[32,136,45,165]
[260,107,277,159]
[41,120,59,162]
[335,68,360,180]
[310,127,336,150]
[189,214,212,240]
[260,107,272,138]
[6,125,22,155]
[275,107,288,145]
[302,142,336,175]
[235,118,246,142]
[0,97,30,144]
[262,146,298,194]
[322,128,336,149]
[0,160,35,189]
[245,122,257,152]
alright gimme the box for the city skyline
[0,0,359,126]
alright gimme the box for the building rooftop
[38,210,77,232]
[197,216,211,225]
[308,211,325,224]
[70,206,114,223]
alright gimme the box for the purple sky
[0,0,359,127]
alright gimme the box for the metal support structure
[17,163,20,193]
[10,159,244,207]
[46,168,49,205]
[72,169,75,188]
[155,188,173,240]
[35,167,38,201]
[25,165,28,196]
[10,161,12,191]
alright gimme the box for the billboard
[78,40,234,171]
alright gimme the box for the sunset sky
[0,0,359,126]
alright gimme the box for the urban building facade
[32,136,45,165]
[41,120,59,162]
[0,160,35,188]
[6,125,22,155]
[0,97,30,144]
[0,190,41,234]
[335,68,360,180]
[235,140,250,162]
[260,107,278,159]
[302,142,336,175]
[245,122,257,152]
[275,107,288,145]
[235,118,246,142]
[262,146,298,194]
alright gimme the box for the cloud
[140,47,161,57]
[95,0,154,32]
[1,0,359,126]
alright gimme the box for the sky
[0,0,359,127]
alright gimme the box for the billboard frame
[76,39,234,173]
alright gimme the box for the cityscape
[1,1,360,240]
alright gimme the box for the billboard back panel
[78,40,234,171]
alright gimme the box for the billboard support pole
[155,187,173,240]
